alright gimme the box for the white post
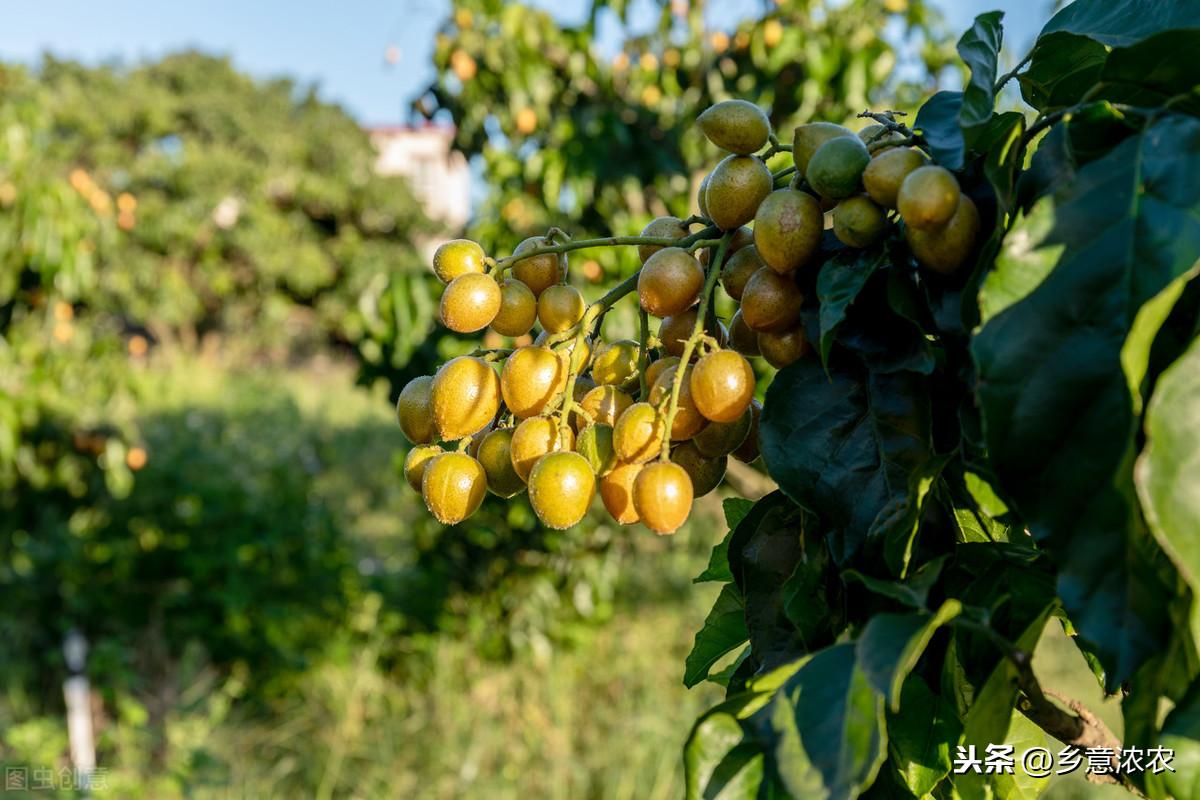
[62,630,96,793]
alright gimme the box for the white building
[368,124,472,241]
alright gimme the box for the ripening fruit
[720,245,765,300]
[792,122,854,175]
[693,405,752,458]
[477,428,526,498]
[404,444,442,492]
[639,216,690,263]
[536,330,592,372]
[806,136,871,200]
[705,226,756,261]
[732,400,762,463]
[432,239,486,284]
[513,236,565,296]
[600,461,643,524]
[671,441,726,497]
[501,345,568,419]
[650,364,708,440]
[397,375,436,444]
[863,147,927,208]
[658,310,696,359]
[633,461,694,535]
[576,385,634,429]
[537,283,586,333]
[577,422,617,475]
[753,190,823,273]
[421,452,487,525]
[728,309,760,357]
[430,356,502,441]
[527,451,596,530]
[510,416,575,481]
[858,123,906,151]
[741,268,804,333]
[591,339,640,389]
[440,272,501,333]
[613,402,666,464]
[758,327,809,369]
[697,172,711,218]
[697,99,771,155]
[691,349,755,423]
[832,196,887,248]
[645,356,681,391]
[906,195,981,275]
[639,247,704,317]
[467,426,490,458]
[897,166,961,230]
[492,278,538,337]
[706,155,773,230]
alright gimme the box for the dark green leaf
[886,675,960,798]
[686,583,750,688]
[708,646,753,689]
[957,12,1005,133]
[685,695,768,800]
[1100,30,1200,115]
[1018,32,1108,111]
[761,362,933,565]
[1038,0,1200,47]
[914,91,965,171]
[695,498,754,584]
[973,115,1200,685]
[843,555,948,610]
[856,601,961,710]
[978,197,1061,325]
[1159,676,1200,800]
[817,248,887,369]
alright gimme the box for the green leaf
[694,497,753,584]
[1159,677,1200,800]
[817,248,887,369]
[685,583,750,688]
[882,455,950,577]
[1018,32,1108,111]
[886,675,960,798]
[957,12,1005,133]
[1038,0,1200,48]
[761,362,933,565]
[685,695,768,800]
[724,496,755,530]
[843,555,948,610]
[1100,30,1200,116]
[752,643,888,800]
[914,91,965,171]
[973,115,1200,685]
[856,600,962,711]
[977,197,1062,326]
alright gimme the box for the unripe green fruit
[897,166,961,230]
[421,452,487,525]
[537,283,586,333]
[706,155,773,230]
[638,216,690,264]
[792,122,854,174]
[862,147,927,209]
[440,272,501,333]
[693,406,752,458]
[832,196,887,248]
[697,99,771,155]
[491,278,538,337]
[512,236,565,297]
[432,239,486,284]
[906,195,981,275]
[671,441,727,497]
[404,444,443,492]
[591,339,640,389]
[697,173,711,218]
[528,451,596,530]
[577,423,617,476]
[757,327,808,369]
[753,189,823,273]
[731,399,762,463]
[639,247,703,318]
[397,375,436,444]
[477,427,526,498]
[806,136,871,200]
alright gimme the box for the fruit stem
[494,227,721,268]
[657,230,732,461]
[470,348,514,362]
[637,307,650,401]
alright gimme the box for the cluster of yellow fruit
[398,99,974,535]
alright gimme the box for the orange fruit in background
[897,165,961,230]
[758,327,809,369]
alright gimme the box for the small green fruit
[806,136,871,200]
[697,99,771,155]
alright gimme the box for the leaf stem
[993,51,1033,94]
[495,227,720,268]
[637,307,651,401]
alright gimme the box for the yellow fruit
[613,402,666,464]
[863,147,927,208]
[501,345,568,419]
[397,375,436,444]
[591,339,640,389]
[576,385,634,429]
[741,268,804,333]
[440,273,501,333]
[421,452,487,525]
[577,422,617,476]
[645,357,681,391]
[430,356,502,441]
[753,189,823,273]
[697,99,771,155]
[404,444,442,492]
[513,236,565,296]
[633,461,694,534]
[639,247,704,318]
[732,400,761,463]
[477,428,526,498]
[706,155,773,230]
[832,196,887,249]
[671,441,726,497]
[758,327,809,369]
[728,309,760,357]
[693,406,752,458]
[535,330,592,372]
[906,195,981,275]
[537,283,586,333]
[691,349,756,423]
[720,245,765,300]
[897,166,961,230]
[432,239,486,284]
[638,216,690,263]
[600,462,643,524]
[806,136,871,200]
[492,278,538,337]
[650,364,708,440]
[792,122,854,175]
[528,451,596,529]
[510,416,575,481]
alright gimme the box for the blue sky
[0,0,1052,125]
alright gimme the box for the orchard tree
[400,0,1200,797]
